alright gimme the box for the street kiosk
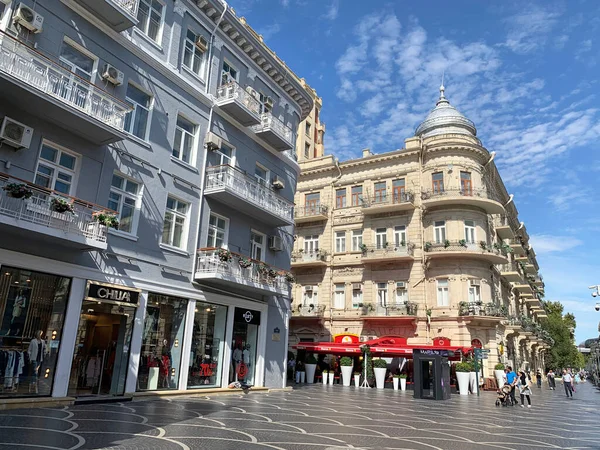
[413,349,451,400]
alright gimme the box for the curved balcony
[500,262,524,283]
[290,250,328,267]
[362,302,418,321]
[495,215,519,239]
[361,244,415,264]
[291,304,326,319]
[510,238,527,256]
[295,204,328,224]
[251,112,294,151]
[361,191,415,215]
[459,302,507,323]
[75,0,139,31]
[424,241,508,264]
[216,81,261,126]
[421,188,504,214]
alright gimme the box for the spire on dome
[437,73,449,106]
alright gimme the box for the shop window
[137,294,187,391]
[0,267,71,398]
[230,307,261,386]
[188,301,228,388]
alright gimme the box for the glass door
[230,308,260,386]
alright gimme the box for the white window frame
[394,225,407,247]
[254,163,269,186]
[108,172,142,236]
[208,141,235,167]
[377,282,388,307]
[172,114,197,165]
[250,229,266,261]
[375,228,387,249]
[161,195,189,250]
[464,220,476,244]
[335,231,346,253]
[207,212,229,249]
[303,285,318,306]
[395,284,408,305]
[468,284,481,303]
[182,29,207,79]
[34,141,80,196]
[303,235,319,253]
[136,0,165,44]
[434,221,446,244]
[437,279,449,307]
[59,37,98,83]
[351,229,363,251]
[333,284,345,310]
[124,82,153,141]
[304,142,310,159]
[221,59,239,85]
[352,285,363,308]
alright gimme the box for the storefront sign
[333,333,359,344]
[86,281,140,306]
[414,349,450,357]
[234,308,261,325]
[432,336,451,347]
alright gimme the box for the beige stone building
[289,86,550,379]
[296,82,325,161]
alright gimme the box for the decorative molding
[213,36,224,50]
[174,2,186,15]
[247,68,257,80]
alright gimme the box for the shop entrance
[68,300,135,397]
[230,308,261,386]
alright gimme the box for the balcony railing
[195,248,291,293]
[204,165,293,225]
[252,112,294,149]
[291,250,327,264]
[364,302,418,317]
[459,302,508,318]
[421,187,500,202]
[215,81,261,124]
[425,240,507,256]
[362,191,414,208]
[294,305,326,317]
[0,30,131,131]
[0,174,110,248]
[497,214,520,233]
[115,0,139,16]
[361,244,414,259]
[295,204,328,220]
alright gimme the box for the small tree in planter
[372,358,388,389]
[322,369,329,385]
[3,183,33,199]
[392,374,400,390]
[50,197,75,214]
[339,356,354,386]
[304,354,318,384]
[284,272,295,283]
[424,242,432,251]
[443,239,451,248]
[93,211,119,229]
[399,373,408,391]
[494,363,506,388]
[359,243,368,254]
[455,362,471,395]
[458,239,467,247]
[353,371,361,387]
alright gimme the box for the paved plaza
[1,382,599,450]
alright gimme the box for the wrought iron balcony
[424,240,508,264]
[421,187,505,214]
[204,165,294,227]
[252,112,294,151]
[0,31,131,144]
[194,248,292,296]
[361,243,415,263]
[459,302,508,318]
[215,81,261,126]
[361,191,415,214]
[294,204,328,223]
[500,261,524,283]
[291,250,328,267]
[75,0,139,31]
[363,302,419,318]
[0,174,110,250]
[293,304,326,318]
[495,215,519,239]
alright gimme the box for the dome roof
[415,85,477,138]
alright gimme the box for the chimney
[362,148,371,158]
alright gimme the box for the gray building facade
[0,0,312,403]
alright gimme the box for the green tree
[541,301,582,370]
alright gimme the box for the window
[304,235,319,253]
[336,188,347,208]
[250,230,265,261]
[375,228,387,249]
[221,61,238,85]
[374,181,386,203]
[258,91,272,114]
[59,42,94,81]
[377,283,388,306]
[124,84,151,140]
[254,164,268,185]
[464,220,476,244]
[305,193,320,214]
[432,172,444,194]
[335,231,346,253]
[351,186,363,206]
[304,143,310,159]
[137,0,164,42]
[334,284,345,309]
[437,279,449,306]
[183,29,207,77]
[303,285,318,306]
[162,196,188,249]
[393,179,406,203]
[207,143,233,167]
[394,225,406,247]
[108,174,141,234]
[34,143,79,195]
[461,171,472,195]
[434,221,446,244]
[468,283,481,303]
[395,283,408,304]
[173,116,196,164]
[305,122,311,136]
[352,284,363,308]
[207,213,228,248]
[351,230,363,251]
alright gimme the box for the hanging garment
[86,357,100,387]
[3,352,15,388]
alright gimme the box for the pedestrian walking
[547,369,556,390]
[562,369,574,398]
[518,370,532,408]
[536,370,542,388]
[506,366,518,405]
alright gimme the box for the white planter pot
[328,373,335,384]
[393,378,399,390]
[305,364,317,384]
[456,372,470,395]
[354,374,361,387]
[322,373,328,385]
[400,378,407,391]
[374,367,387,389]
[469,372,478,394]
[300,371,305,383]
[341,366,353,386]
[495,370,506,389]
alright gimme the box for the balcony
[75,0,138,31]
[295,204,328,224]
[361,192,415,215]
[204,165,294,227]
[459,302,507,322]
[421,188,505,214]
[495,215,518,239]
[0,31,131,144]
[509,238,527,256]
[361,244,415,264]
[0,175,109,250]
[291,250,328,268]
[362,302,419,321]
[292,304,326,319]
[514,283,533,294]
[194,248,291,297]
[424,241,508,264]
[500,262,524,283]
[215,81,261,126]
[252,113,294,151]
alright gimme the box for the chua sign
[86,281,140,306]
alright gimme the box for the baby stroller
[496,383,515,406]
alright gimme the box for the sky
[230,0,600,343]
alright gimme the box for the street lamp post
[587,285,600,311]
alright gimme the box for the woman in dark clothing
[518,370,532,408]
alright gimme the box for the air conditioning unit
[305,285,314,292]
[195,35,208,52]
[268,235,283,251]
[265,96,274,109]
[271,175,285,190]
[0,117,33,149]
[13,3,44,33]
[204,131,222,151]
[470,279,481,286]
[101,64,124,86]
[396,281,406,289]
[352,283,362,291]
[245,86,258,99]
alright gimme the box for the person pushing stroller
[495,383,514,406]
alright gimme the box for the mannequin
[8,291,27,336]
[232,345,242,381]
[27,330,46,393]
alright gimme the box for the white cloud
[280,0,290,6]
[322,0,339,20]
[529,234,583,254]
[502,5,561,54]
[257,23,281,41]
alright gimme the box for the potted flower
[304,354,317,384]
[257,263,269,277]
[372,358,387,389]
[93,211,119,229]
[399,373,407,391]
[455,362,471,395]
[339,356,354,387]
[3,182,33,199]
[359,243,368,254]
[284,272,295,283]
[322,369,329,385]
[238,256,252,269]
[50,197,75,214]
[494,363,506,389]
[354,371,361,387]
[458,239,467,247]
[443,239,451,248]
[424,242,432,251]
[218,248,232,262]
[479,241,487,251]
[392,374,400,391]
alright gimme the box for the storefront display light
[51,330,57,340]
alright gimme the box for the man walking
[536,370,542,388]
[506,366,518,405]
[563,369,574,398]
[547,369,556,390]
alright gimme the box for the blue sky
[231,0,600,343]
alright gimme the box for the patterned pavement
[1,381,599,449]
